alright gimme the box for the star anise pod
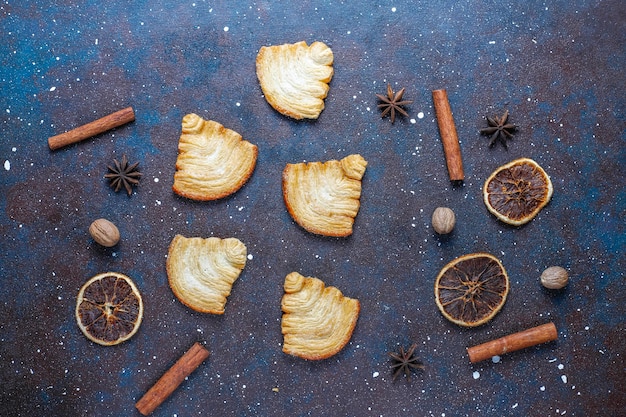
[388,343,424,381]
[104,154,142,196]
[376,84,413,123]
[480,110,517,149]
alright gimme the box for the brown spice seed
[432,207,456,234]
[89,218,120,247]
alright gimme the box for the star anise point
[480,110,517,149]
[105,154,142,196]
[388,343,424,382]
[377,83,413,124]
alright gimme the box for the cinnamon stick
[47,106,135,150]
[135,342,210,416]
[432,89,464,181]
[467,322,558,363]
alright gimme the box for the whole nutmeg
[541,266,569,289]
[89,218,120,247]
[432,207,456,234]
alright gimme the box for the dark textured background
[1,1,624,416]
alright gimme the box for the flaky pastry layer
[173,114,257,201]
[256,41,334,119]
[281,272,360,360]
[283,154,367,237]
[167,234,247,314]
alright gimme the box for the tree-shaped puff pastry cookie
[281,272,360,360]
[173,114,258,201]
[256,41,334,119]
[166,235,247,314]
[283,154,367,237]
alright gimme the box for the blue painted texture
[1,0,624,416]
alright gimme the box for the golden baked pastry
[256,41,334,119]
[283,154,367,237]
[172,114,258,201]
[166,234,247,314]
[281,272,360,360]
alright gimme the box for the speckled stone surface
[1,1,624,416]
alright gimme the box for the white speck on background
[492,355,500,363]
[49,86,56,91]
[472,371,480,379]
[561,375,568,383]
[417,111,424,119]
[540,385,546,391]
[410,118,416,124]
[236,102,241,107]
[224,26,229,32]
[512,403,518,408]
[372,371,379,378]
[247,254,253,260]
[391,7,397,12]
[489,40,496,44]
[4,160,10,171]
[95,38,98,45]
[154,177,159,182]
[558,363,564,370]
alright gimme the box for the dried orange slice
[434,253,509,327]
[75,272,143,346]
[483,158,553,226]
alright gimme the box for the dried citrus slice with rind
[483,158,553,226]
[434,253,509,327]
[76,272,143,346]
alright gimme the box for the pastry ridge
[281,272,360,360]
[173,114,258,201]
[256,41,334,119]
[283,154,367,237]
[166,234,247,314]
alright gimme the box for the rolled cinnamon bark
[432,89,464,181]
[135,342,210,415]
[48,107,135,150]
[467,322,558,363]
